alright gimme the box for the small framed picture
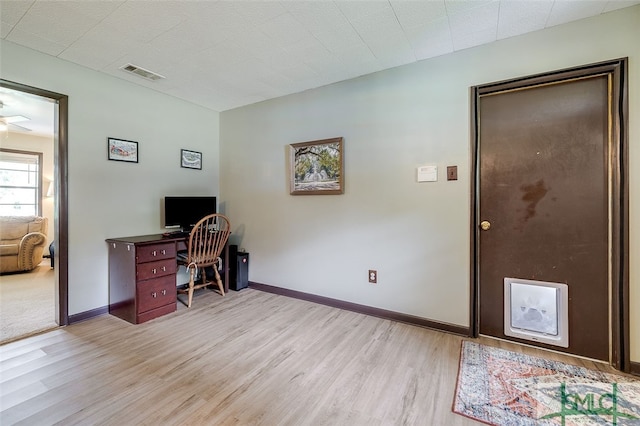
[108,137,138,163]
[181,149,202,170]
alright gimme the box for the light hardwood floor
[0,288,616,425]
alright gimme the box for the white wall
[220,7,640,361]
[0,40,220,315]
[0,132,55,252]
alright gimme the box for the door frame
[469,58,629,371]
[1,79,69,326]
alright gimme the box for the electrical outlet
[368,270,377,284]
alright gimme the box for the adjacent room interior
[0,108,56,344]
[1,1,639,424]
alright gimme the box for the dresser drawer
[137,303,176,324]
[136,243,176,263]
[136,258,176,281]
[137,275,176,313]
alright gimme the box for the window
[0,149,43,216]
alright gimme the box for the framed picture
[289,137,344,195]
[181,149,202,170]
[108,137,138,163]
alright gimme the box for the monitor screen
[164,196,216,230]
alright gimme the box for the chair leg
[187,266,196,308]
[214,267,225,296]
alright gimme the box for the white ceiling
[1,0,638,135]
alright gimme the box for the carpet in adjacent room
[0,262,57,344]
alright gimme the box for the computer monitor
[163,196,216,231]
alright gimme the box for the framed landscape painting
[289,137,343,195]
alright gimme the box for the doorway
[0,79,69,329]
[470,59,629,370]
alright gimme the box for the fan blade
[9,123,32,132]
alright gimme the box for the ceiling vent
[120,64,165,81]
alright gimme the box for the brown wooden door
[477,75,611,361]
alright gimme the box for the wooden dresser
[107,234,182,324]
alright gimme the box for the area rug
[453,341,640,425]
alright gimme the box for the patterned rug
[453,341,640,425]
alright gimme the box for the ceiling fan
[0,100,32,132]
[0,115,32,132]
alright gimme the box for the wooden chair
[177,214,231,307]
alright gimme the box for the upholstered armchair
[0,216,48,274]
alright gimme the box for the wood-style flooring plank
[0,288,618,425]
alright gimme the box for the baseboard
[248,281,470,336]
[631,361,640,376]
[68,306,108,324]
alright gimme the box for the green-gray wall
[0,39,220,314]
[220,6,640,362]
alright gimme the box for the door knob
[480,220,491,231]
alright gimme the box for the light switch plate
[447,166,457,181]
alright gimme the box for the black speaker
[228,245,249,291]
[236,252,249,290]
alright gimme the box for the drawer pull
[152,292,157,298]
[161,266,166,272]
[152,250,157,256]
[162,289,167,296]
[152,268,157,274]
[161,249,166,255]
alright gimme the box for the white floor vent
[504,277,569,348]
[120,64,165,81]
